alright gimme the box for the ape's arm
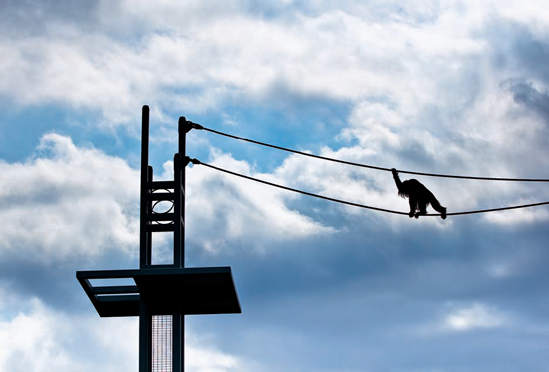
[391,168,403,193]
[392,168,416,217]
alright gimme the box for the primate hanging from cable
[391,168,447,219]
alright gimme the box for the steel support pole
[173,307,184,372]
[140,105,150,268]
[174,116,187,269]
[173,154,183,268]
[173,116,188,371]
[146,165,153,266]
[139,296,151,372]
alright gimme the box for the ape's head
[398,180,411,198]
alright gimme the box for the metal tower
[77,105,241,372]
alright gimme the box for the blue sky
[1,1,549,371]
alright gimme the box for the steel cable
[187,123,549,182]
[188,158,549,217]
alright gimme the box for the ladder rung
[147,213,175,221]
[148,192,174,201]
[148,181,174,190]
[148,223,174,232]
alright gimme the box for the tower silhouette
[77,105,241,371]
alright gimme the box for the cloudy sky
[2,0,549,371]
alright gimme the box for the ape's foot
[441,208,447,219]
[408,211,415,218]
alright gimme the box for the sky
[1,0,549,371]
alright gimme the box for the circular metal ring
[150,189,174,224]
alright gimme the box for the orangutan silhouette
[391,168,446,219]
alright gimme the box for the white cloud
[1,0,548,230]
[0,0,547,131]
[184,149,336,252]
[415,302,510,336]
[0,131,337,264]
[0,294,241,372]
[443,303,507,332]
[0,297,137,372]
[0,0,521,126]
[341,102,403,152]
[271,143,454,228]
[187,343,239,372]
[0,133,139,263]
[483,201,549,225]
[0,301,74,371]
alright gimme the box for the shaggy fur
[391,168,446,219]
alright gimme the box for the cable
[187,158,549,217]
[188,122,549,182]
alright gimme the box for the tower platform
[77,267,241,317]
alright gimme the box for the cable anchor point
[179,116,203,133]
[184,156,201,167]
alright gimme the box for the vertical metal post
[173,154,183,268]
[139,109,191,372]
[173,116,187,371]
[174,116,187,269]
[140,105,150,269]
[139,296,151,372]
[173,307,184,372]
[139,106,152,372]
[178,116,186,160]
[146,165,153,266]
[180,117,187,270]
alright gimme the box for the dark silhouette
[77,106,240,372]
[391,168,446,219]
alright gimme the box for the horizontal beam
[93,285,139,295]
[148,223,174,232]
[147,213,175,221]
[77,266,234,280]
[148,181,174,190]
[148,192,174,201]
[96,295,140,302]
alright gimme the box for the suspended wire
[188,122,549,182]
[187,158,549,217]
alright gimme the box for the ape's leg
[408,197,417,218]
[430,197,447,219]
[416,200,428,218]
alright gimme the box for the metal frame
[77,106,241,372]
[77,267,241,317]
